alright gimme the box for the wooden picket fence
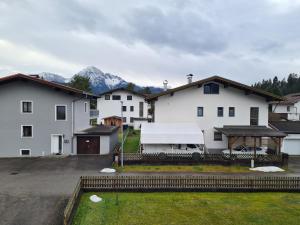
[80,175,300,192]
[121,153,286,166]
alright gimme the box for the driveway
[0,155,113,225]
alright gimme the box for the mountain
[39,72,69,84]
[38,66,163,95]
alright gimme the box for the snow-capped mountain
[38,66,163,94]
[76,66,128,93]
[39,72,69,84]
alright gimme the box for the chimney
[163,80,168,91]
[187,74,193,84]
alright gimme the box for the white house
[148,76,285,153]
[270,93,300,121]
[97,88,149,127]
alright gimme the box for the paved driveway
[0,155,113,225]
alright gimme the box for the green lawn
[73,192,300,225]
[123,129,140,153]
[115,164,252,173]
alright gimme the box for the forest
[253,73,300,96]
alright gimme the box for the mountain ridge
[38,66,163,94]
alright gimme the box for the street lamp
[120,101,124,167]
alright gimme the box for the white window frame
[19,149,31,156]
[84,102,88,113]
[21,125,33,138]
[55,105,67,121]
[20,100,33,114]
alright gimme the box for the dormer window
[204,83,219,94]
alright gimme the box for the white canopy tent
[141,123,204,145]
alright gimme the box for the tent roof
[141,123,204,144]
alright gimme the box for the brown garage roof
[76,125,119,135]
[215,125,286,137]
[269,121,300,134]
[147,76,283,101]
[0,73,97,98]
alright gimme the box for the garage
[270,121,300,155]
[75,125,119,155]
[77,136,100,154]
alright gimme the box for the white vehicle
[222,145,268,155]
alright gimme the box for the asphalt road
[0,155,112,225]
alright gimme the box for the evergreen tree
[69,75,92,92]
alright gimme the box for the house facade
[97,88,149,127]
[149,76,284,152]
[270,93,300,121]
[0,74,117,157]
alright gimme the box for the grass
[114,164,252,173]
[122,129,140,153]
[72,192,300,225]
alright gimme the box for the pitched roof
[0,73,97,98]
[269,121,300,134]
[147,76,283,101]
[76,125,119,135]
[271,93,300,105]
[99,87,147,98]
[215,125,286,137]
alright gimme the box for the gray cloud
[1,0,300,87]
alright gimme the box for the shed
[103,116,122,128]
[75,125,119,155]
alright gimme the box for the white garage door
[283,139,300,155]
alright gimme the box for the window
[217,107,223,117]
[21,125,33,138]
[122,117,127,123]
[122,106,127,112]
[84,102,88,113]
[229,107,235,117]
[250,107,259,126]
[21,101,32,113]
[197,107,203,117]
[204,83,219,94]
[112,95,121,100]
[130,106,134,112]
[56,105,67,121]
[287,106,290,112]
[214,132,222,141]
[127,95,132,100]
[20,149,31,156]
[130,117,134,123]
[139,102,144,117]
[105,95,110,100]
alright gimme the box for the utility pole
[120,101,124,167]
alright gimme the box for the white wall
[272,103,300,121]
[153,83,269,149]
[100,136,110,155]
[74,100,91,132]
[97,90,148,126]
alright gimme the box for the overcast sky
[1,0,300,87]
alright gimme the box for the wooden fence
[63,179,82,225]
[80,175,300,192]
[64,175,300,225]
[121,153,287,166]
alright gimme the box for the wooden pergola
[215,126,287,156]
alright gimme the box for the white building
[270,93,300,121]
[97,88,149,127]
[148,76,285,152]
